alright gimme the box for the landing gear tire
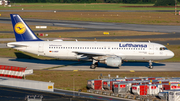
[90,64,96,69]
[149,66,153,69]
[118,65,121,69]
[95,63,98,67]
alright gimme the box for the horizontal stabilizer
[7,43,27,48]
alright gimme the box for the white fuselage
[7,41,174,61]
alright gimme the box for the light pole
[175,0,177,15]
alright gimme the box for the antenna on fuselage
[75,39,78,42]
[148,40,151,43]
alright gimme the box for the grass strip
[0,3,178,10]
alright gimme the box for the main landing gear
[90,60,98,69]
[149,60,153,69]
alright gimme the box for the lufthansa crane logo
[14,22,26,34]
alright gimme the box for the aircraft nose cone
[169,51,174,58]
[171,51,174,57]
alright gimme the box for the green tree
[142,0,156,3]
[154,0,175,6]
[122,0,139,3]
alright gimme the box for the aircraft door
[149,43,154,54]
[38,43,44,56]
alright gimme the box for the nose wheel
[149,65,153,69]
[149,60,153,69]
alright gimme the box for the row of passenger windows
[49,47,146,50]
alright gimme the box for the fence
[0,65,26,79]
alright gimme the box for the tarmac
[0,85,101,101]
[0,84,136,101]
[0,57,179,71]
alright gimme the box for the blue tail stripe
[10,14,43,42]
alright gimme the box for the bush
[154,0,175,6]
[122,0,139,3]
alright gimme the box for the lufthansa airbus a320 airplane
[7,14,174,69]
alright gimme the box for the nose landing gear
[149,60,153,69]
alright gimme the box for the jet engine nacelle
[105,57,122,67]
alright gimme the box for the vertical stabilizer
[10,14,42,41]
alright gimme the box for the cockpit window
[160,47,168,50]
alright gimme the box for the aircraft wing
[72,51,112,57]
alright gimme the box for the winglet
[10,14,43,41]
